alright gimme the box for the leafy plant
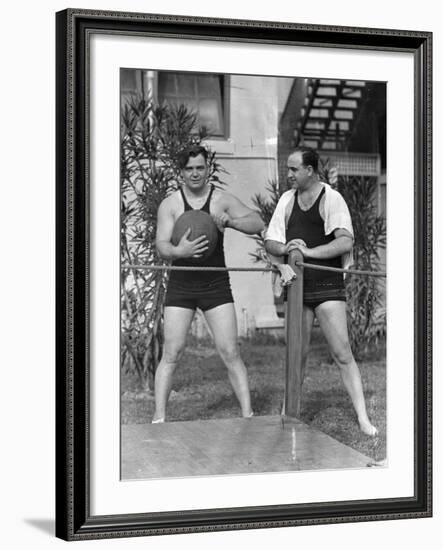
[120,95,223,389]
[336,175,386,357]
[319,159,387,356]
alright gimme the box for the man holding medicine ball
[153,145,264,423]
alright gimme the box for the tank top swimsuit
[168,185,230,289]
[286,187,345,301]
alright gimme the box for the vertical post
[285,249,304,418]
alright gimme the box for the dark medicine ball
[171,210,218,263]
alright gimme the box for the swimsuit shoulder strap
[179,186,192,211]
[201,185,214,212]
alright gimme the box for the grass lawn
[121,329,386,462]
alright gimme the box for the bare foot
[359,419,378,436]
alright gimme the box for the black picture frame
[55,8,432,541]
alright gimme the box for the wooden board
[121,415,373,480]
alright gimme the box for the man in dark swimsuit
[153,145,264,423]
[265,147,377,436]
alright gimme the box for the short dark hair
[292,146,319,173]
[177,145,209,169]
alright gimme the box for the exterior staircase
[295,78,367,152]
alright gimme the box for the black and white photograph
[120,68,387,480]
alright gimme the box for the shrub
[336,175,386,357]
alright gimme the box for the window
[158,72,227,138]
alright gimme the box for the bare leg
[152,307,195,422]
[204,303,253,417]
[315,301,377,436]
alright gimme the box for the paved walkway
[121,415,373,480]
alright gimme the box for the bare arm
[155,199,209,261]
[229,211,264,234]
[264,239,288,259]
[287,228,353,260]
[213,193,264,235]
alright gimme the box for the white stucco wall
[206,74,292,335]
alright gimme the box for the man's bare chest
[172,192,225,221]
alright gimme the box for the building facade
[121,69,386,336]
